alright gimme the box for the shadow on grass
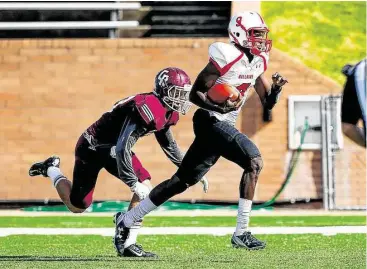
[0,255,149,262]
[0,255,234,263]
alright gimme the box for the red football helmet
[154,67,192,115]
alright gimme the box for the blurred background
[0,1,365,212]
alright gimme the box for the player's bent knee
[69,194,92,211]
[174,173,198,188]
[69,198,90,212]
[250,156,263,175]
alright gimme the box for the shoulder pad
[133,94,170,131]
[209,42,243,75]
[209,42,242,69]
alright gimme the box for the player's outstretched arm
[115,116,150,200]
[254,73,288,110]
[154,127,184,167]
[190,62,237,114]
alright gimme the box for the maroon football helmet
[154,67,192,115]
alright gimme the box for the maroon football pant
[69,135,151,209]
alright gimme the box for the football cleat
[123,244,158,258]
[29,156,60,177]
[231,232,266,250]
[113,212,130,257]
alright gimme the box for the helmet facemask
[162,84,193,115]
[246,28,272,54]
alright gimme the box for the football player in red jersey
[29,67,209,258]
[114,11,288,252]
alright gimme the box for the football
[207,83,240,104]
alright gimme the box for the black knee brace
[149,175,189,206]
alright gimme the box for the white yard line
[0,226,365,237]
[0,209,365,217]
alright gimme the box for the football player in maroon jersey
[29,67,209,258]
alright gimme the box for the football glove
[200,176,209,193]
[271,72,288,92]
[130,181,151,200]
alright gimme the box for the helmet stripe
[235,16,247,31]
[255,12,264,24]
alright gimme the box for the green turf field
[262,1,366,84]
[0,215,365,228]
[0,234,365,269]
[0,215,365,268]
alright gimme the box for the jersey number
[237,83,251,95]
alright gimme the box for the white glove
[130,182,151,200]
[200,176,209,193]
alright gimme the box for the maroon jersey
[85,93,179,149]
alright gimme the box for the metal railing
[0,2,142,38]
[0,2,141,10]
[0,21,139,30]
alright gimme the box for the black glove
[265,72,288,110]
[271,72,288,90]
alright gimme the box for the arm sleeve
[115,115,140,189]
[264,85,282,110]
[254,73,279,110]
[154,127,184,167]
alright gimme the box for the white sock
[124,220,142,248]
[235,198,252,236]
[118,197,157,228]
[47,167,66,187]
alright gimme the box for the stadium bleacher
[140,1,231,37]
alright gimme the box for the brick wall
[0,39,365,206]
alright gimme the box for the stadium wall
[0,39,365,206]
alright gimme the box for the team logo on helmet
[157,70,169,87]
